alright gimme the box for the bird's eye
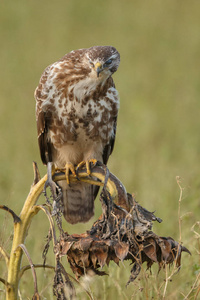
[89,60,94,67]
[105,59,112,65]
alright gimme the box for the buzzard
[35,46,120,224]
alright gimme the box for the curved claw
[65,162,78,185]
[76,159,97,177]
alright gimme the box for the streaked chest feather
[41,76,119,148]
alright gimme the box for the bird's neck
[71,75,110,101]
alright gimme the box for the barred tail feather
[58,181,96,224]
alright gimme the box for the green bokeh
[0,1,199,299]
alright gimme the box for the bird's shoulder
[34,50,91,104]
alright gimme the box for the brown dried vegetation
[45,163,191,298]
[58,190,190,288]
[0,163,191,299]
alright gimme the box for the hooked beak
[94,62,103,77]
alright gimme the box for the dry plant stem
[162,263,168,299]
[176,176,183,244]
[0,245,10,267]
[182,272,200,300]
[32,205,57,246]
[0,205,21,224]
[0,277,9,286]
[6,164,120,300]
[16,244,39,295]
[162,176,183,299]
[184,222,200,299]
[19,264,55,279]
[6,172,48,300]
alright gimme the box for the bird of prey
[35,46,120,224]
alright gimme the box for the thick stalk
[6,165,126,299]
[6,175,47,299]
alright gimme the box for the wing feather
[37,110,53,165]
[35,64,55,165]
[102,117,117,165]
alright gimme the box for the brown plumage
[35,46,120,224]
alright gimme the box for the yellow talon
[76,159,97,176]
[65,162,76,185]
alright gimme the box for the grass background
[0,0,200,299]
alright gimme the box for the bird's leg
[65,162,77,185]
[76,159,97,176]
[44,162,62,216]
[44,162,56,198]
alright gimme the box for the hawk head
[85,46,120,78]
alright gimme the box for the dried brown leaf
[80,251,90,268]
[159,237,173,262]
[60,241,74,255]
[143,238,157,262]
[114,242,129,261]
[79,237,93,251]
[90,252,97,268]
[91,242,108,268]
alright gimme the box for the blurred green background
[0,0,200,299]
